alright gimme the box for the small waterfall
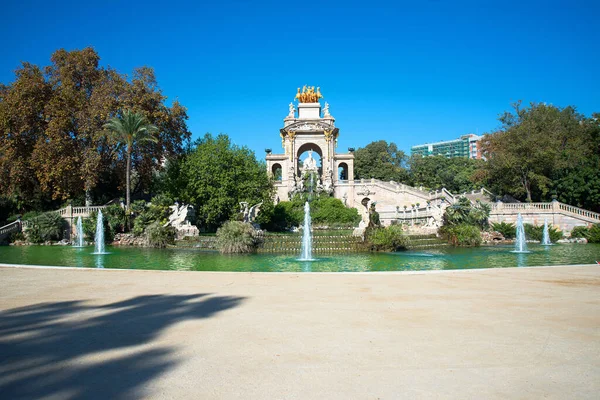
[541,218,552,245]
[299,202,314,261]
[73,216,84,247]
[513,213,529,253]
[93,210,106,254]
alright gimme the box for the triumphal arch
[266,86,355,202]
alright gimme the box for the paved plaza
[1,265,599,399]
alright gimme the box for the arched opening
[338,162,348,181]
[271,163,282,182]
[296,143,323,177]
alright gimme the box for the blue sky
[2,0,599,159]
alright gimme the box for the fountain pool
[0,243,598,272]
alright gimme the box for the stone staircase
[406,234,448,250]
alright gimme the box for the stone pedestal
[298,103,321,119]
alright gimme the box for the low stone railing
[0,220,22,240]
[491,201,600,223]
[57,205,107,218]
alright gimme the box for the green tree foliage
[259,194,361,231]
[409,155,485,193]
[523,223,563,243]
[0,47,190,213]
[216,220,259,254]
[552,113,600,212]
[172,134,271,231]
[482,102,591,203]
[354,140,409,182]
[104,110,158,208]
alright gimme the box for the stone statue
[166,203,199,239]
[239,202,249,222]
[248,202,262,223]
[240,201,263,223]
[342,192,348,206]
[288,102,295,118]
[295,85,324,103]
[303,149,317,171]
[323,102,330,117]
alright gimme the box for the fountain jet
[72,216,84,247]
[512,213,530,253]
[92,210,107,254]
[299,202,314,261]
[542,218,552,245]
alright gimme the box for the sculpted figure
[288,102,295,118]
[239,202,249,222]
[303,149,317,171]
[323,102,330,117]
[248,202,263,222]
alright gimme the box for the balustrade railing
[558,203,600,221]
[491,201,600,222]
[0,221,22,238]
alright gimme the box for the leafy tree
[104,110,158,208]
[354,140,409,182]
[408,155,484,193]
[174,134,272,231]
[551,113,600,211]
[482,102,589,203]
[0,47,190,213]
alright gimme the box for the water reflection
[95,254,105,269]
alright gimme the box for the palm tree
[104,110,159,209]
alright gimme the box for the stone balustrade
[489,200,599,234]
[0,221,22,241]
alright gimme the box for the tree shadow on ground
[0,293,245,399]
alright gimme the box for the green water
[0,244,599,272]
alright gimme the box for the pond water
[0,244,599,272]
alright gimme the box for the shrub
[570,226,589,239]
[491,222,516,239]
[216,221,259,254]
[104,204,126,235]
[26,212,65,243]
[132,195,173,237]
[365,224,409,251]
[146,222,176,248]
[588,224,600,243]
[524,223,563,243]
[82,209,120,243]
[440,224,482,246]
[442,197,490,229]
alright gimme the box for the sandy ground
[0,265,599,400]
